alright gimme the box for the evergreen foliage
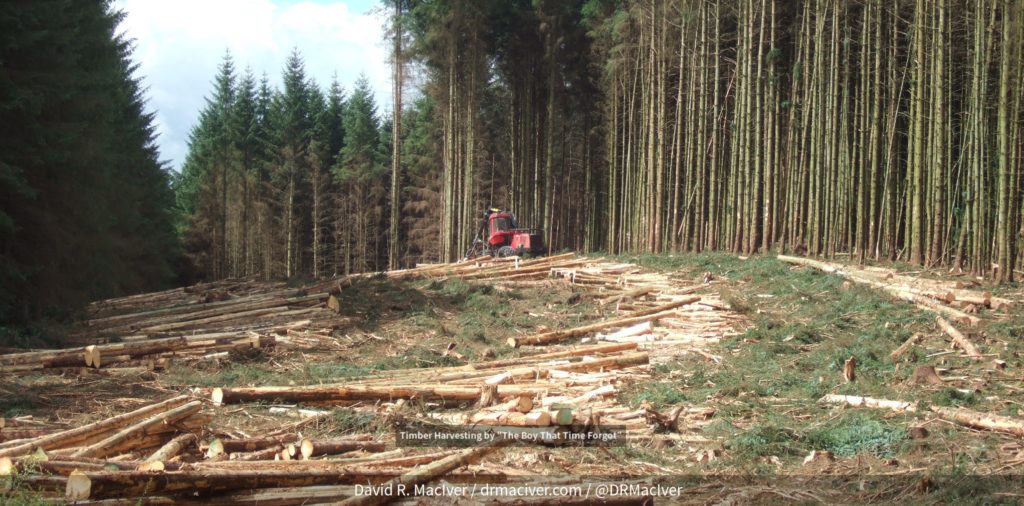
[0,0,178,323]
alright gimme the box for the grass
[804,411,907,458]
[609,251,1013,472]
[331,407,386,435]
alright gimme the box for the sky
[113,0,390,172]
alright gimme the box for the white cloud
[113,0,390,171]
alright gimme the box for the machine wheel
[496,246,515,258]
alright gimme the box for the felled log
[473,342,639,370]
[212,384,552,406]
[509,297,700,347]
[1,330,275,372]
[0,347,95,371]
[0,396,191,457]
[128,482,651,506]
[206,436,375,455]
[0,428,55,442]
[819,394,916,412]
[777,256,982,325]
[143,433,196,464]
[936,316,982,359]
[447,352,649,385]
[64,468,409,501]
[229,445,285,462]
[69,401,203,459]
[338,439,510,506]
[65,467,515,501]
[469,411,551,427]
[299,439,387,459]
[96,293,326,333]
[930,406,1024,437]
[89,334,275,369]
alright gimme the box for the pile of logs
[0,394,532,503]
[0,282,349,373]
[210,258,740,441]
[0,255,744,502]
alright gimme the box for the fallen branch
[890,333,924,361]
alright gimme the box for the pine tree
[0,0,178,323]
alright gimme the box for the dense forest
[0,1,178,322]
[3,0,1023,323]
[178,0,1024,286]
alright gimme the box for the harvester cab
[464,208,545,259]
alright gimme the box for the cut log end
[0,457,12,475]
[507,337,519,348]
[211,388,224,406]
[551,408,574,426]
[300,439,314,460]
[84,346,98,368]
[513,394,534,414]
[66,470,91,501]
[206,438,225,459]
[327,295,342,313]
[136,461,164,472]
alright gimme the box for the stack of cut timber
[1,254,743,503]
[1,280,348,373]
[306,252,592,292]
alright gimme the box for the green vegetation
[614,252,1021,475]
[0,2,179,323]
[804,412,907,458]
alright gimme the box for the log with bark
[777,256,983,325]
[936,316,983,358]
[69,401,203,458]
[298,439,387,459]
[212,384,556,406]
[64,467,515,501]
[819,394,916,412]
[930,406,1024,437]
[469,411,551,427]
[338,438,510,506]
[0,396,192,457]
[143,433,196,464]
[890,333,924,361]
[509,297,700,347]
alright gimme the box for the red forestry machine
[464,208,546,259]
